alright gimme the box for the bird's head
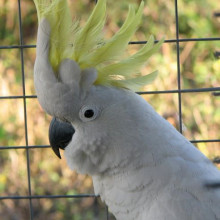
[33,0,163,175]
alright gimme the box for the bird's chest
[92,170,155,220]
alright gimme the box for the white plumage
[34,18,220,220]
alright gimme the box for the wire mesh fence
[0,0,219,219]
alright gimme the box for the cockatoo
[33,0,220,219]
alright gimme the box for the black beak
[49,117,75,159]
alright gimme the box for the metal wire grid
[0,0,219,219]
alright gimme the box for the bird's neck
[92,164,154,220]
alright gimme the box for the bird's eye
[84,109,94,118]
[79,106,100,122]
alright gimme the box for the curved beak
[49,117,75,159]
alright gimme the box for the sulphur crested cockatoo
[33,0,220,219]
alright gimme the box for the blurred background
[0,0,219,219]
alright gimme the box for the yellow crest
[33,0,164,91]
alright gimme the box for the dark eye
[84,109,94,118]
[79,106,100,122]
